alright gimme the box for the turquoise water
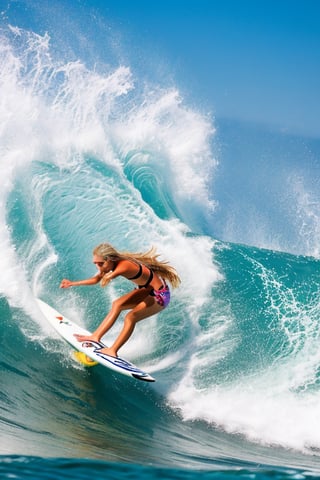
[1,11,320,480]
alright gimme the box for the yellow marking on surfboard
[73,351,98,367]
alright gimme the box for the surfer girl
[60,243,180,357]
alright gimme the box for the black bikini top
[127,262,154,288]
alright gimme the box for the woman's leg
[101,295,163,357]
[74,288,151,344]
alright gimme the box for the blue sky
[85,0,320,138]
[3,0,320,138]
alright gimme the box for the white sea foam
[3,23,320,459]
[169,254,320,454]
[0,26,221,362]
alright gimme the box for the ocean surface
[1,5,320,480]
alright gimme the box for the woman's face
[92,255,114,272]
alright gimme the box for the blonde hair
[93,243,181,289]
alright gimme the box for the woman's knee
[124,312,138,327]
[111,297,124,312]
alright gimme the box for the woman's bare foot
[74,334,118,357]
[74,334,100,344]
[98,346,118,358]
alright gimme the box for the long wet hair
[93,243,181,288]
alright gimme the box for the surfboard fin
[73,351,98,367]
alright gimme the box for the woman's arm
[60,274,102,288]
[100,259,131,287]
[100,271,114,287]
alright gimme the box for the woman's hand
[100,273,112,287]
[60,279,73,288]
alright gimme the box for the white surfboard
[36,298,155,382]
